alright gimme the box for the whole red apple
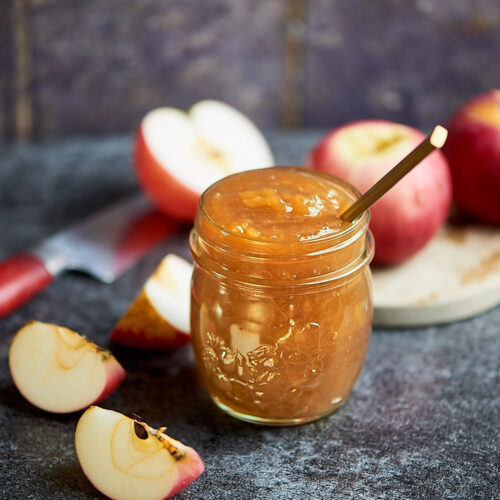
[307,120,452,265]
[443,89,500,224]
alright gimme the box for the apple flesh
[443,89,500,224]
[135,100,275,221]
[111,254,193,349]
[75,406,204,500]
[9,321,125,413]
[308,120,452,265]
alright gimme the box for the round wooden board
[372,225,500,327]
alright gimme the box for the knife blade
[0,194,177,319]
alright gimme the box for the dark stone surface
[29,0,286,137]
[0,133,499,499]
[304,0,500,129]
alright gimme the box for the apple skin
[308,120,453,265]
[111,315,190,350]
[135,128,199,222]
[166,436,205,499]
[95,359,126,405]
[442,89,500,224]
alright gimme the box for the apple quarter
[75,406,204,500]
[111,254,193,349]
[9,321,125,413]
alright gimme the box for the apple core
[189,167,374,425]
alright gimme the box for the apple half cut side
[135,99,275,221]
[111,254,193,350]
[9,321,125,413]
[75,406,204,500]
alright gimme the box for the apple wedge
[75,406,204,500]
[9,321,125,413]
[135,100,274,221]
[111,254,193,350]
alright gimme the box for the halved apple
[75,406,204,500]
[135,100,275,221]
[111,254,193,350]
[9,321,125,413]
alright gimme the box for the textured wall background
[1,0,499,140]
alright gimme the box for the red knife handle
[0,253,54,319]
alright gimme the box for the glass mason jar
[189,167,374,425]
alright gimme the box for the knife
[0,194,177,319]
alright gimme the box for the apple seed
[134,421,148,440]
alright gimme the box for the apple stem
[340,125,448,223]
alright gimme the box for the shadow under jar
[189,167,374,425]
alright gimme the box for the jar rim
[196,166,370,259]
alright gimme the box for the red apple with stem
[308,120,452,265]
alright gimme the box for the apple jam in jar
[189,167,374,425]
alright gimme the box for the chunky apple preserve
[189,167,373,425]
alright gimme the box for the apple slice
[111,254,193,350]
[135,100,275,221]
[75,406,204,500]
[9,321,125,413]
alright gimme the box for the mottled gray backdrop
[1,0,500,139]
